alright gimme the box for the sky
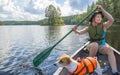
[0,0,97,21]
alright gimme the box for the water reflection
[46,26,62,46]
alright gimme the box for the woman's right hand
[72,25,77,32]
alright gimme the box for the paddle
[33,8,97,67]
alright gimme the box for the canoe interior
[54,43,120,75]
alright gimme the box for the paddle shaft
[52,8,97,48]
[33,8,97,67]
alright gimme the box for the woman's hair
[89,11,104,22]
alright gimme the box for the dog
[54,54,102,75]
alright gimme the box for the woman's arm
[97,5,114,29]
[72,26,89,35]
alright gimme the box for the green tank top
[88,23,104,44]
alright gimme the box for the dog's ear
[62,54,70,57]
[59,54,69,60]
[58,54,68,60]
[59,56,71,65]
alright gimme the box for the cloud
[69,0,97,11]
[60,0,72,16]
[0,0,97,21]
[0,0,43,20]
[23,0,43,14]
[60,0,85,16]
[60,0,97,16]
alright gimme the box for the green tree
[96,0,120,22]
[45,4,64,25]
[112,0,120,22]
[0,21,3,25]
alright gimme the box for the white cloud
[60,0,87,16]
[0,0,43,20]
[0,14,7,18]
[0,0,9,4]
[3,1,15,12]
[0,0,97,21]
[60,0,72,16]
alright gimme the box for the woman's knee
[88,42,99,57]
[106,47,114,55]
[109,48,114,54]
[88,42,98,51]
[90,42,98,48]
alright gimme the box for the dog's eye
[59,60,63,63]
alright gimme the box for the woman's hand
[96,5,103,11]
[72,25,77,32]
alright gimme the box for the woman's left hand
[96,5,103,11]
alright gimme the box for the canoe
[54,41,120,75]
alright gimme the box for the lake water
[0,24,120,75]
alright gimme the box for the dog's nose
[53,63,56,66]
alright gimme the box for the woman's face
[94,14,103,24]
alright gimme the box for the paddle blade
[33,47,53,67]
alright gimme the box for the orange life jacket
[69,57,97,75]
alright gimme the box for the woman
[72,5,119,75]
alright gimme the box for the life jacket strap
[86,58,96,72]
[88,38,104,42]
